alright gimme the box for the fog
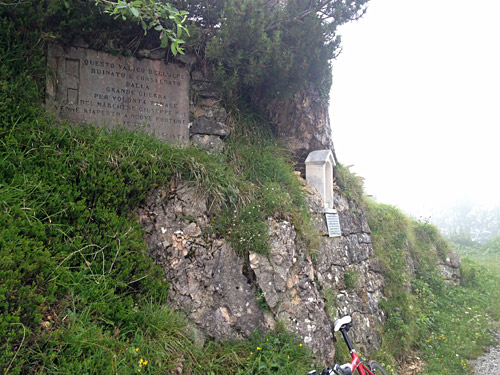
[329,0,500,217]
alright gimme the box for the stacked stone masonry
[189,69,230,153]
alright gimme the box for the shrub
[183,0,368,106]
[335,164,365,207]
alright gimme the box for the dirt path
[471,330,500,374]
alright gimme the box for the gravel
[471,330,500,374]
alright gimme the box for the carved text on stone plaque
[46,44,189,143]
[325,212,341,238]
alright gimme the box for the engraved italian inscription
[46,44,189,144]
[325,212,341,238]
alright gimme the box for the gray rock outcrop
[438,251,461,285]
[137,180,386,364]
[265,87,337,172]
[137,184,266,342]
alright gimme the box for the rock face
[249,218,335,362]
[438,252,461,285]
[137,184,267,342]
[265,88,337,172]
[308,186,385,353]
[132,61,387,363]
[137,181,385,364]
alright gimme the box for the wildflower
[144,361,148,366]
[257,347,262,351]
[136,348,139,352]
[299,344,303,347]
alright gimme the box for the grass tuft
[334,164,365,207]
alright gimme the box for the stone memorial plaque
[46,44,189,143]
[325,212,341,237]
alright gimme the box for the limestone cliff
[136,58,458,364]
[126,63,386,363]
[137,179,385,364]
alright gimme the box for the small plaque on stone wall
[325,212,341,237]
[46,44,189,143]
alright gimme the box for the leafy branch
[92,0,189,55]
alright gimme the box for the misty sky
[329,0,500,217]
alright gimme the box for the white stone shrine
[305,150,335,211]
[305,150,341,237]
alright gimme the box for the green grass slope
[0,13,318,374]
[369,201,500,374]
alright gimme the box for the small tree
[200,0,369,102]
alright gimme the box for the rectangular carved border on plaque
[46,44,190,144]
